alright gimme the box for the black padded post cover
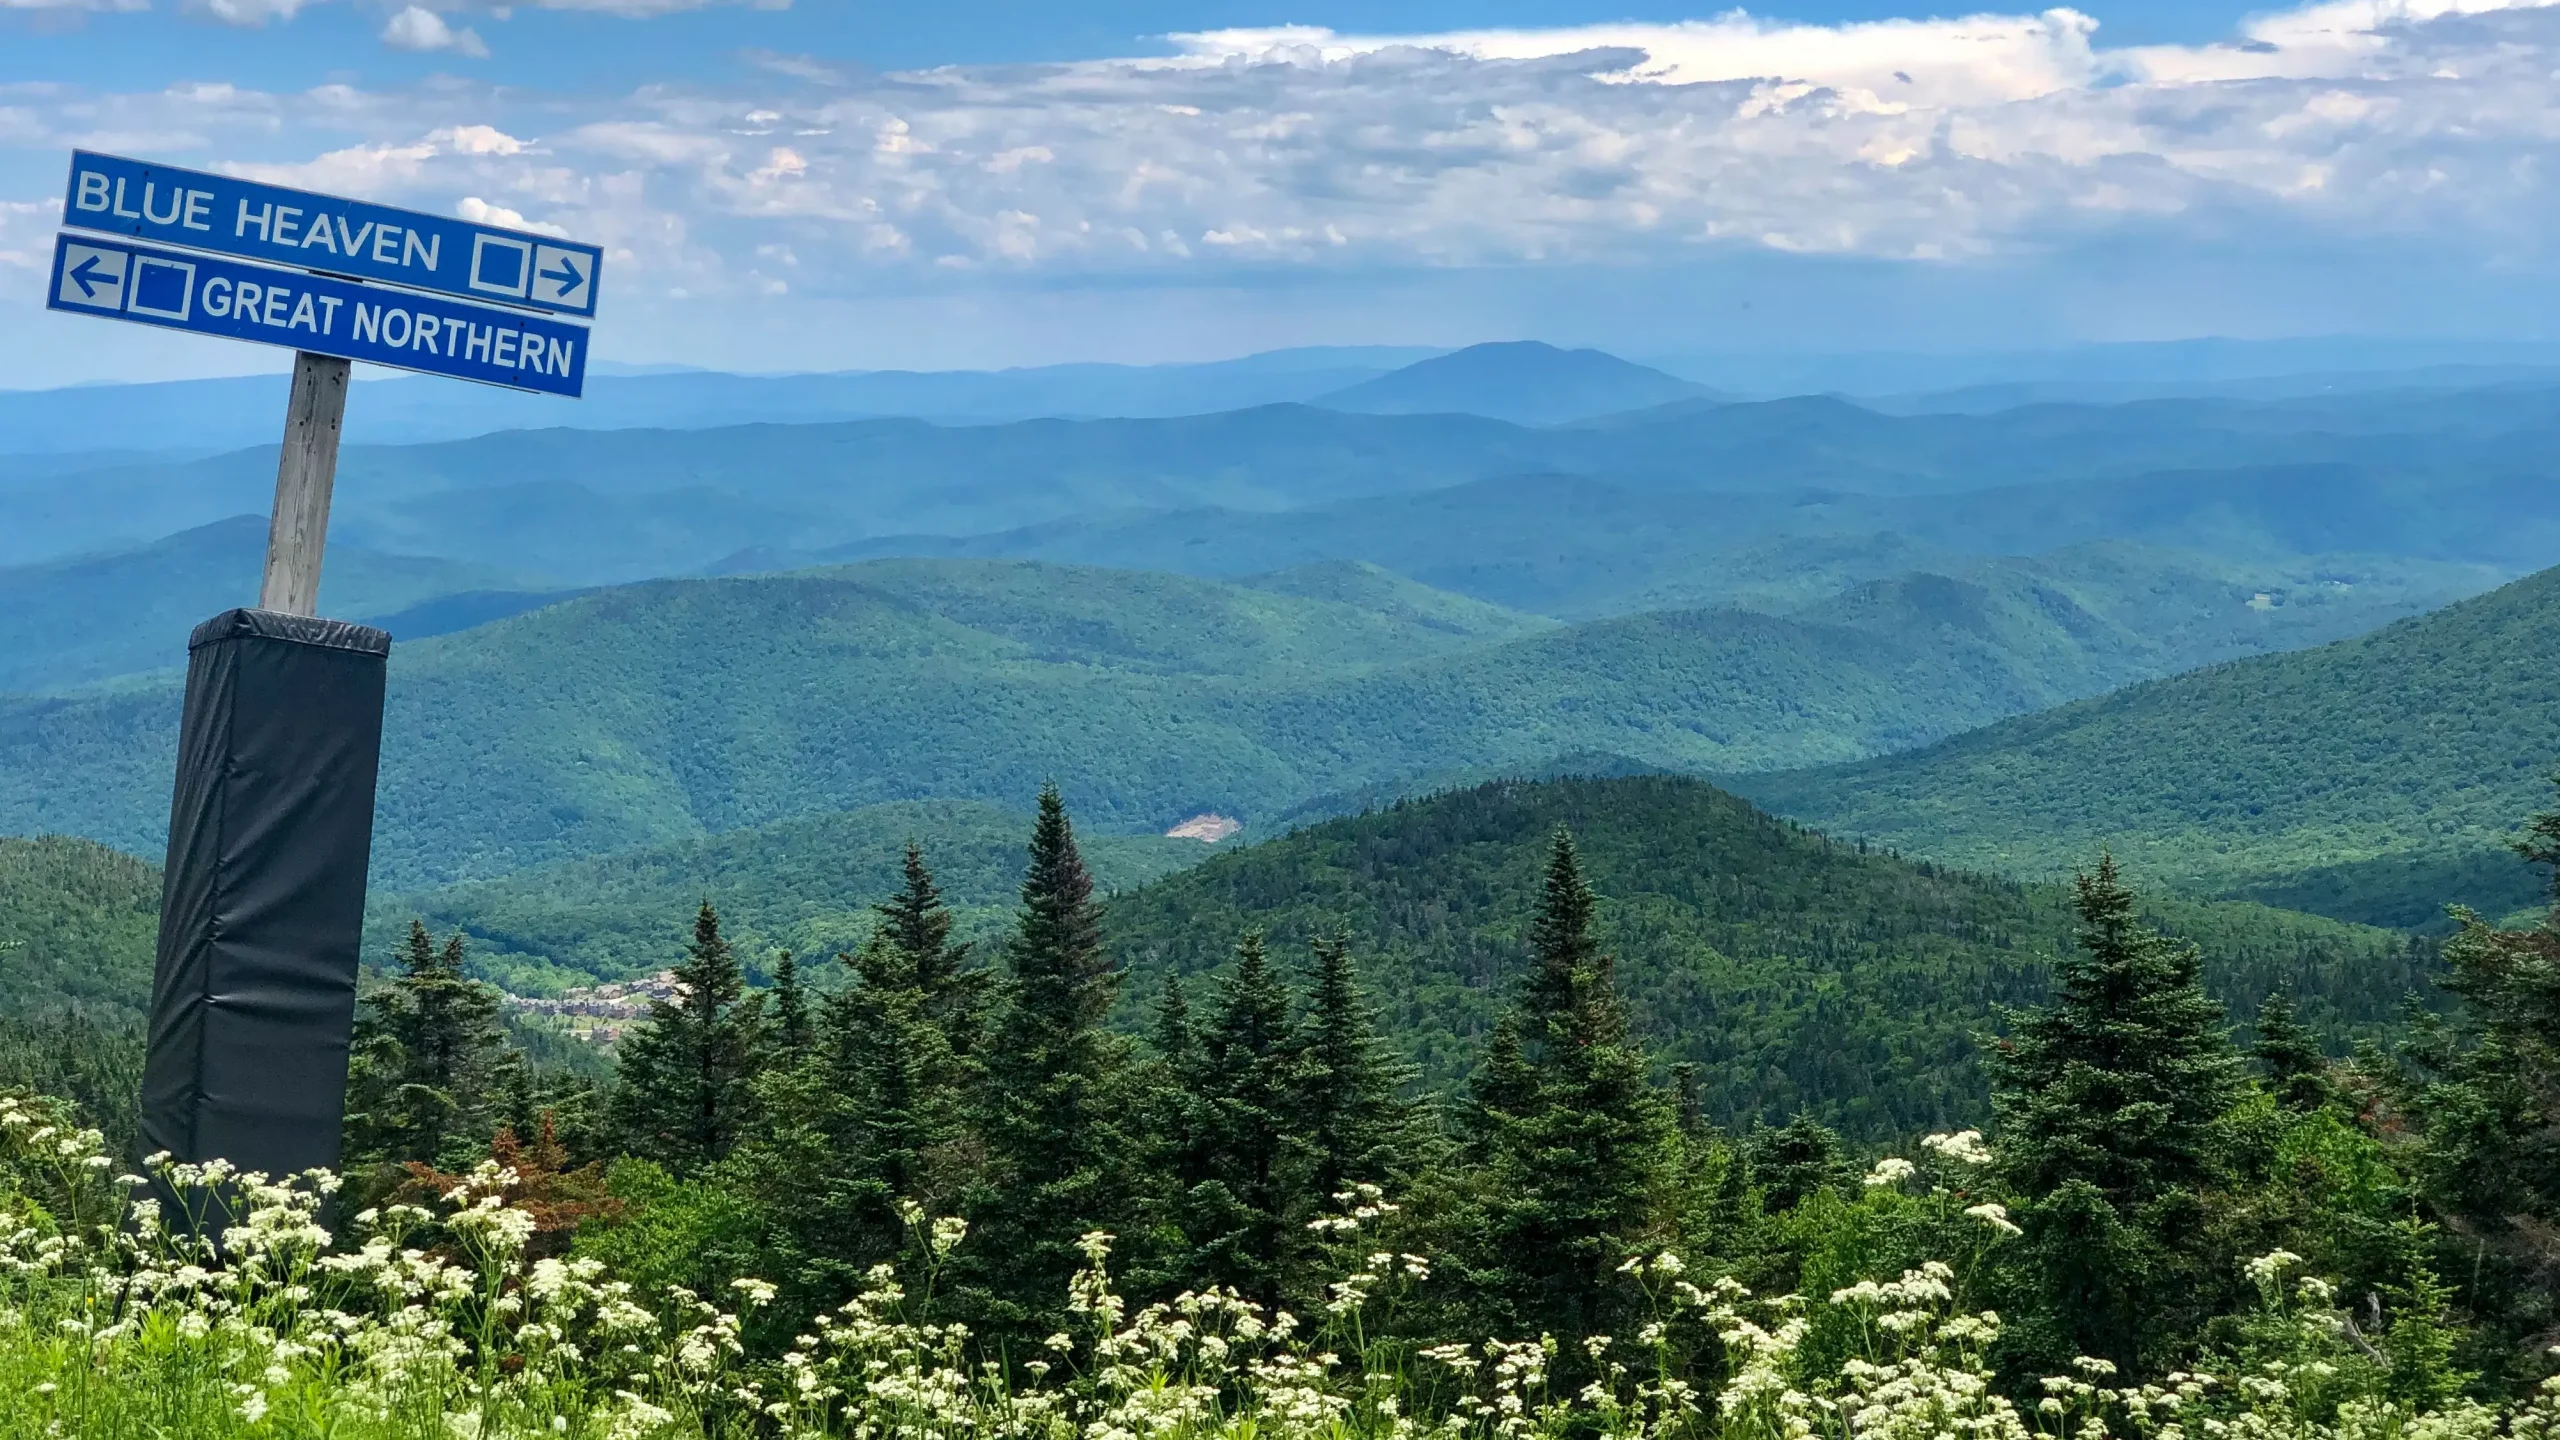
[141,608,390,1177]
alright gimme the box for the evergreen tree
[2251,989,2333,1112]
[344,921,512,1166]
[2379,781,2560,1375]
[966,787,1139,1333]
[1990,854,2243,1370]
[768,951,813,1062]
[609,902,764,1175]
[1291,933,1422,1208]
[1470,829,1682,1341]
[736,852,980,1313]
[1993,854,2242,1206]
[813,930,970,1274]
[1150,974,1210,1191]
[877,840,990,1054]
[1182,933,1305,1303]
[1745,1113,1850,1213]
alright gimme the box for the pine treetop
[1992,853,2242,1206]
[1005,785,1114,1034]
[2251,989,2331,1112]
[1524,828,1600,1027]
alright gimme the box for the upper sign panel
[61,150,603,320]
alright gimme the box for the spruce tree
[2381,783,2560,1369]
[1745,1113,1850,1212]
[2251,989,2333,1112]
[737,849,981,1311]
[609,902,764,1175]
[810,929,970,1279]
[967,786,1138,1333]
[768,951,813,1062]
[344,921,512,1166]
[1990,854,2243,1370]
[1291,933,1421,1207]
[878,840,990,1054]
[1471,829,1681,1342]
[1183,933,1306,1303]
[1150,974,1210,1191]
[1993,855,2242,1206]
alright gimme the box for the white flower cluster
[6,1093,2560,1440]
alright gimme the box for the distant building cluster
[505,969,679,1042]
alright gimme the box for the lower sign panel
[47,233,588,398]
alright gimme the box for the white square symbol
[468,234,533,298]
[529,244,593,309]
[57,243,127,310]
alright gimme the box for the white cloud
[457,193,568,234]
[380,4,488,56]
[12,0,2560,306]
[184,0,328,24]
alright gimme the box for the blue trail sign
[49,234,589,397]
[62,150,603,319]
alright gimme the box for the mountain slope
[1314,341,1711,424]
[0,517,523,691]
[0,836,158,1021]
[1103,775,2430,1137]
[1732,565,2560,928]
[0,549,2389,891]
[385,799,1215,994]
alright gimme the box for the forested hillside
[0,516,525,691]
[1736,563,2560,927]
[0,554,2469,892]
[389,799,1215,994]
[1104,775,2426,1136]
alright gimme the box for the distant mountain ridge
[15,382,2560,580]
[1314,341,1715,424]
[0,346,1448,456]
[0,517,522,692]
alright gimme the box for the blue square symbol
[133,260,188,314]
[475,244,524,288]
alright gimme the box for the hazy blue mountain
[1648,336,2560,398]
[802,470,2517,620]
[1867,367,2560,415]
[0,346,1443,457]
[17,384,2560,575]
[358,588,595,642]
[0,553,2500,893]
[1314,340,1713,423]
[0,516,521,692]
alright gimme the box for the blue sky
[7,0,2560,385]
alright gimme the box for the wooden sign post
[261,351,350,617]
